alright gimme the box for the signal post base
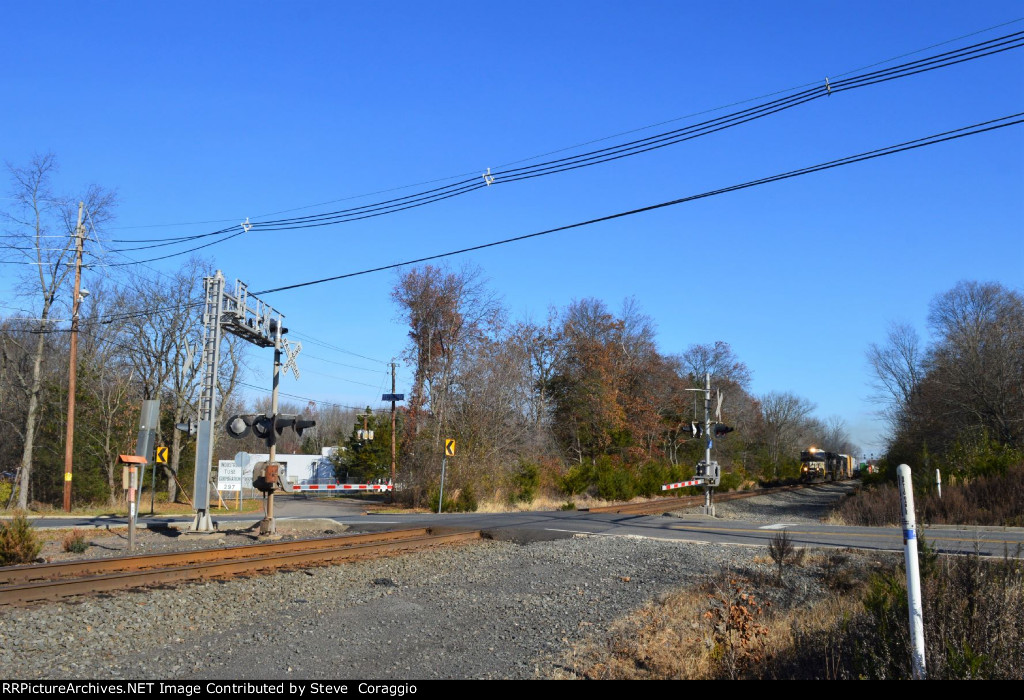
[186,510,217,534]
[702,487,716,517]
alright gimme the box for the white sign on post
[217,460,242,492]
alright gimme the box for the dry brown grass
[558,571,866,680]
[832,467,1024,527]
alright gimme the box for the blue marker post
[897,464,927,679]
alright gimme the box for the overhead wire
[249,112,1024,296]
[102,17,1023,235]
[97,29,1024,267]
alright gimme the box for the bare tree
[677,340,752,390]
[0,155,115,508]
[867,322,924,435]
[758,391,816,472]
[926,281,1024,447]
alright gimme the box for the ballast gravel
[673,480,859,523]
[1,535,777,680]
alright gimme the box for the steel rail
[0,528,481,606]
[0,527,434,586]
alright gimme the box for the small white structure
[218,447,340,491]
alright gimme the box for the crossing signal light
[689,422,705,438]
[226,413,316,447]
[714,424,735,437]
[251,415,276,445]
[175,421,197,437]
[225,415,252,439]
[293,418,316,436]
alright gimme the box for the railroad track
[0,527,481,606]
[583,483,807,515]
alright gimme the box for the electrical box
[695,460,721,486]
[121,466,139,490]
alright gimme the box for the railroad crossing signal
[155,446,168,464]
[445,439,456,457]
[281,339,302,380]
[226,413,317,447]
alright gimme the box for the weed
[705,580,771,679]
[767,529,804,583]
[0,514,42,565]
[62,529,89,554]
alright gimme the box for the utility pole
[701,372,713,515]
[62,202,85,512]
[390,361,397,489]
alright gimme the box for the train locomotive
[799,447,854,482]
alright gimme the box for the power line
[236,380,375,412]
[97,30,1023,266]
[287,330,390,365]
[250,113,1024,296]
[104,18,1023,236]
[301,351,387,374]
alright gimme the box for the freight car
[799,447,853,482]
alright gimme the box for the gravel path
[673,480,859,523]
[2,483,866,680]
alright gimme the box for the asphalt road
[22,494,1024,558]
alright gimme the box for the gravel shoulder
[671,480,859,523]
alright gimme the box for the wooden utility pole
[390,361,397,489]
[62,202,85,512]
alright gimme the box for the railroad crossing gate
[445,439,456,457]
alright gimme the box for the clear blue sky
[3,2,1022,456]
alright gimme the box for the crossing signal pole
[683,372,734,514]
[188,272,296,533]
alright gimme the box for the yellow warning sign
[156,446,168,464]
[445,439,456,457]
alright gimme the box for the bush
[428,489,455,513]
[509,461,540,504]
[769,547,1024,679]
[837,466,1024,527]
[718,466,747,492]
[429,484,477,513]
[560,463,595,496]
[637,462,670,497]
[454,485,478,512]
[0,514,42,565]
[62,529,89,554]
[595,461,636,502]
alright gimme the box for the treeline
[387,264,857,507]
[0,156,356,509]
[1,156,858,511]
[866,280,1024,488]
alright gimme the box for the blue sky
[2,2,1022,456]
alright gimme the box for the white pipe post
[935,469,942,499]
[897,464,927,679]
